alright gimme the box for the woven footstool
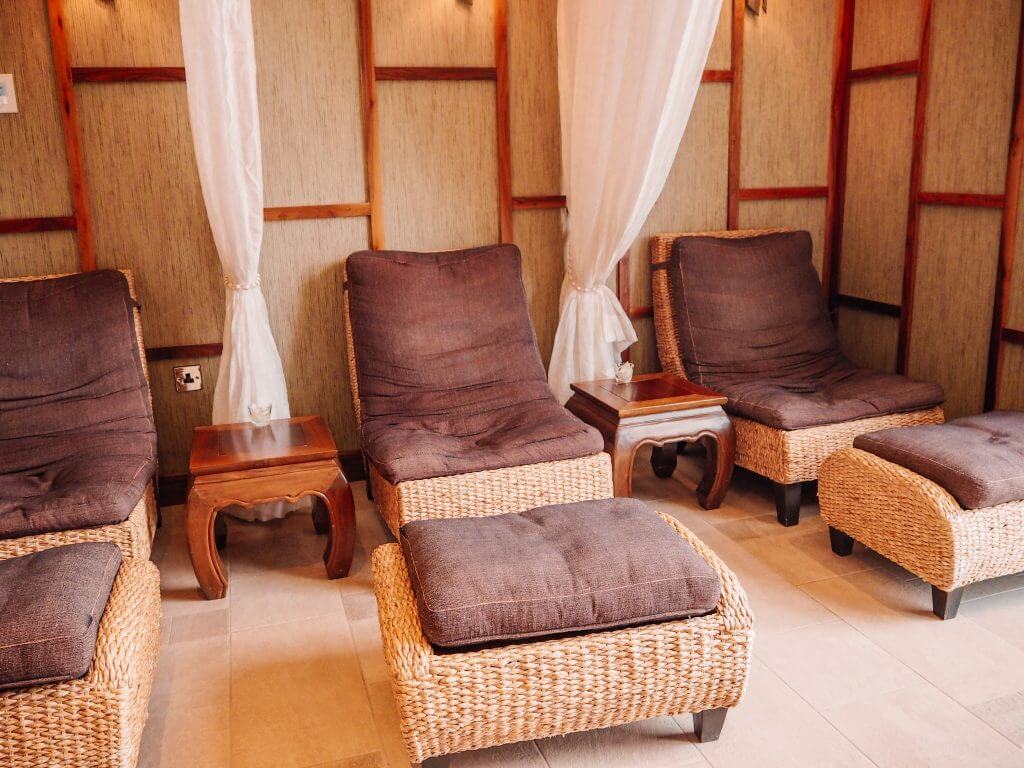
[0,543,162,767]
[372,498,753,766]
[820,411,1024,619]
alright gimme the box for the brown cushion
[400,498,721,648]
[0,542,121,691]
[666,232,943,429]
[0,272,156,538]
[854,410,1024,509]
[346,245,602,483]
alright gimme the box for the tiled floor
[141,448,1024,768]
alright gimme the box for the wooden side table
[185,415,355,600]
[567,373,735,508]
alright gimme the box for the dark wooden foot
[774,482,802,526]
[693,707,728,742]
[214,514,227,550]
[363,454,373,501]
[696,418,736,510]
[650,444,678,478]
[932,585,964,620]
[312,504,330,535]
[828,526,855,556]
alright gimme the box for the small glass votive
[248,402,272,427]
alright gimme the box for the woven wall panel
[63,0,183,67]
[739,198,827,276]
[515,208,564,367]
[0,231,79,279]
[837,306,899,374]
[998,342,1024,410]
[851,0,920,69]
[707,0,733,71]
[149,358,218,476]
[1009,169,1024,330]
[372,0,494,67]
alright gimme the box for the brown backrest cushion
[0,542,121,691]
[854,410,1024,509]
[667,231,843,386]
[345,245,552,422]
[0,271,155,474]
[400,498,721,648]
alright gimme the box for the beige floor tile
[962,587,1024,652]
[230,612,381,768]
[823,681,1023,767]
[349,615,391,685]
[536,717,708,767]
[305,753,387,768]
[365,681,410,768]
[450,742,549,768]
[225,507,328,576]
[150,634,230,711]
[170,608,230,644]
[229,562,345,631]
[970,691,1024,748]
[140,701,231,768]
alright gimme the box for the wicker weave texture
[820,448,1024,591]
[371,513,753,763]
[0,559,162,768]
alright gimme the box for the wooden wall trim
[703,69,734,84]
[263,203,371,221]
[71,67,186,83]
[848,60,919,81]
[146,343,224,362]
[918,191,1005,209]
[512,195,566,210]
[986,8,1024,409]
[738,185,829,201]
[0,216,77,234]
[494,0,514,243]
[896,0,934,375]
[726,0,746,230]
[628,305,654,320]
[357,0,385,249]
[46,0,95,272]
[834,293,901,317]
[824,0,855,310]
[375,66,497,81]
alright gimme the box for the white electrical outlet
[173,365,203,393]
[0,74,18,114]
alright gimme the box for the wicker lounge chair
[342,245,612,535]
[650,229,944,526]
[0,270,158,561]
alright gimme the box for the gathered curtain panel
[547,0,722,402]
[180,0,292,521]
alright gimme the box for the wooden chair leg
[828,526,855,556]
[693,707,728,742]
[650,444,678,478]
[774,481,802,526]
[932,585,964,620]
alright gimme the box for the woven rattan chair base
[0,559,162,768]
[369,453,614,536]
[820,448,1024,592]
[371,513,753,763]
[0,481,157,562]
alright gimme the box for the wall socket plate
[0,74,18,114]
[173,364,203,393]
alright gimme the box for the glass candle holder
[248,402,272,427]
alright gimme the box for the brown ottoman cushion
[854,410,1024,509]
[0,542,121,691]
[400,498,721,648]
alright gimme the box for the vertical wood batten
[726,0,745,230]
[494,0,513,243]
[358,0,385,249]
[824,0,855,308]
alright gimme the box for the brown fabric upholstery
[400,498,721,648]
[0,271,156,539]
[346,245,603,484]
[667,231,943,429]
[0,542,121,691]
[854,410,1024,509]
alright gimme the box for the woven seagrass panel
[707,0,733,71]
[838,77,915,306]
[836,306,899,374]
[909,206,1002,418]
[76,82,224,349]
[740,0,834,188]
[253,0,366,207]
[998,343,1024,411]
[851,0,920,70]
[372,0,494,67]
[262,218,367,452]
[63,0,183,67]
[0,231,79,279]
[516,209,564,368]
[377,81,500,252]
[508,0,560,197]
[630,319,659,376]
[149,358,219,475]
[1009,171,1024,330]
[0,2,72,218]
[738,198,827,277]
[921,0,1019,195]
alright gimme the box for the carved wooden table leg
[695,414,735,510]
[650,444,679,478]
[610,433,641,497]
[185,491,228,601]
[321,467,356,579]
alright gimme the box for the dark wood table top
[569,372,727,418]
[189,415,339,476]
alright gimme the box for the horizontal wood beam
[0,215,76,234]
[702,69,734,83]
[375,66,496,81]
[263,203,371,221]
[511,195,566,210]
[72,66,186,83]
[628,305,654,320]
[1004,327,1024,345]
[835,293,902,317]
[848,59,919,81]
[918,191,1005,208]
[737,186,829,201]
[146,343,224,362]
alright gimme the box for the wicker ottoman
[0,550,162,767]
[372,505,753,766]
[820,412,1024,619]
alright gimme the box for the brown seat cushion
[346,245,603,484]
[665,231,943,430]
[0,542,121,691]
[400,498,721,648]
[854,410,1024,509]
[0,271,156,539]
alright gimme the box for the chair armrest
[371,543,434,682]
[89,560,161,689]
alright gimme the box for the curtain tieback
[224,275,261,291]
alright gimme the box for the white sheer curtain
[180,0,291,521]
[548,0,721,402]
